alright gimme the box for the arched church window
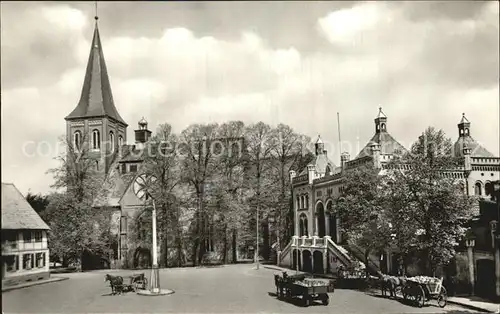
[465,129,469,136]
[92,129,101,150]
[109,131,115,152]
[381,123,386,131]
[73,131,81,151]
[118,135,123,148]
[475,182,482,196]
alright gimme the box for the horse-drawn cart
[274,272,331,307]
[402,276,447,308]
[121,273,148,292]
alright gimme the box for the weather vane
[95,1,98,20]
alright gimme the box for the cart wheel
[322,294,329,306]
[438,287,447,308]
[416,286,425,308]
[303,295,310,307]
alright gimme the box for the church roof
[356,132,407,159]
[453,136,494,158]
[65,21,127,126]
[2,183,50,230]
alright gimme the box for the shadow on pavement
[367,292,443,309]
[267,291,326,307]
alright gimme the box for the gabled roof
[356,132,407,159]
[1,183,50,230]
[453,136,495,158]
[65,21,127,126]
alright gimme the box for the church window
[118,135,123,147]
[73,131,81,151]
[92,129,101,150]
[474,182,482,196]
[95,161,99,171]
[109,131,115,152]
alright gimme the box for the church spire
[65,11,127,126]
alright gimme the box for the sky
[1,1,499,195]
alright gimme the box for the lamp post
[465,235,476,296]
[133,174,173,296]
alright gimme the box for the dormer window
[73,131,81,151]
[92,129,101,150]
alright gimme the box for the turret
[374,107,388,134]
[134,117,152,150]
[463,144,472,171]
[315,135,324,156]
[341,152,350,172]
[458,113,471,137]
[307,164,315,184]
[370,142,381,169]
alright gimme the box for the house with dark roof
[2,183,50,287]
[279,108,500,286]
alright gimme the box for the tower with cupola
[64,15,128,176]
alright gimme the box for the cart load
[402,276,447,308]
[274,273,332,307]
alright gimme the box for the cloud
[1,1,498,194]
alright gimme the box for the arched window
[109,131,115,152]
[305,195,309,209]
[92,129,100,150]
[485,182,492,196]
[118,135,123,147]
[475,182,482,196]
[299,214,308,236]
[296,196,300,210]
[73,131,81,151]
[300,196,304,209]
[95,160,99,171]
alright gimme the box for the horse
[380,275,406,298]
[105,274,124,295]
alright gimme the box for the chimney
[463,145,472,171]
[370,142,381,169]
[307,164,315,184]
[341,152,350,172]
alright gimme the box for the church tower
[64,15,128,175]
[374,107,387,133]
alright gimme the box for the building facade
[2,183,50,287]
[279,108,500,297]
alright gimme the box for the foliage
[384,127,474,275]
[26,192,50,215]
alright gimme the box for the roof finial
[94,1,98,21]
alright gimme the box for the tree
[212,121,247,263]
[26,192,50,215]
[268,124,306,250]
[180,123,220,265]
[243,122,276,260]
[45,134,113,267]
[385,127,474,275]
[334,163,388,275]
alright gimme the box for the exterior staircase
[278,236,384,277]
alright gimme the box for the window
[73,131,81,150]
[23,253,34,270]
[95,161,99,171]
[23,231,32,243]
[34,231,42,242]
[475,182,482,196]
[118,135,123,147]
[121,163,127,174]
[129,164,138,172]
[36,253,45,268]
[485,182,492,196]
[92,129,101,150]
[109,131,115,152]
[5,255,18,272]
